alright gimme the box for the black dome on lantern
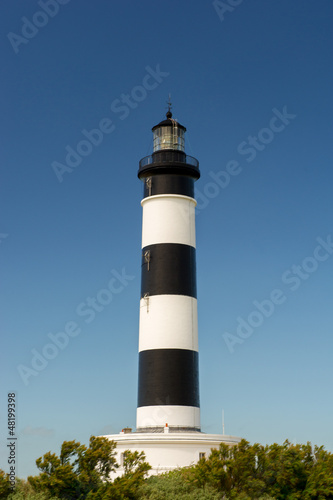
[152,111,186,132]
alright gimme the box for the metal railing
[139,151,199,170]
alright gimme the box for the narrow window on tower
[144,292,149,313]
[144,250,150,271]
[146,177,152,196]
[199,452,206,460]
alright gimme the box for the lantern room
[152,111,186,152]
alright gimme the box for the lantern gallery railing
[139,151,199,170]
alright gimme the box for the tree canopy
[181,439,333,499]
[1,437,333,499]
[4,436,150,500]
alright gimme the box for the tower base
[102,430,242,478]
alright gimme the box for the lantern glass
[153,125,185,152]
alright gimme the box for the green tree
[28,436,118,499]
[6,436,333,500]
[185,439,266,497]
[185,441,232,493]
[87,449,151,499]
[262,441,314,499]
[228,441,267,498]
[303,445,333,499]
[138,468,222,499]
[3,477,60,500]
[0,470,12,500]
[183,439,333,500]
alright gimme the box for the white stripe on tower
[137,110,200,432]
[141,194,196,248]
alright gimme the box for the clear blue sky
[1,0,333,479]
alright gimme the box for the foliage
[138,468,222,499]
[27,436,118,499]
[86,449,151,499]
[2,437,333,499]
[3,477,59,500]
[303,445,333,500]
[24,437,150,500]
[0,470,12,500]
[185,439,333,500]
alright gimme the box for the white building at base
[103,429,241,478]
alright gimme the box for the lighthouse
[137,108,200,433]
[103,106,241,476]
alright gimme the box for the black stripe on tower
[141,243,196,298]
[143,174,195,199]
[138,349,199,407]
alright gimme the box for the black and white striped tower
[103,107,241,475]
[137,108,201,432]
